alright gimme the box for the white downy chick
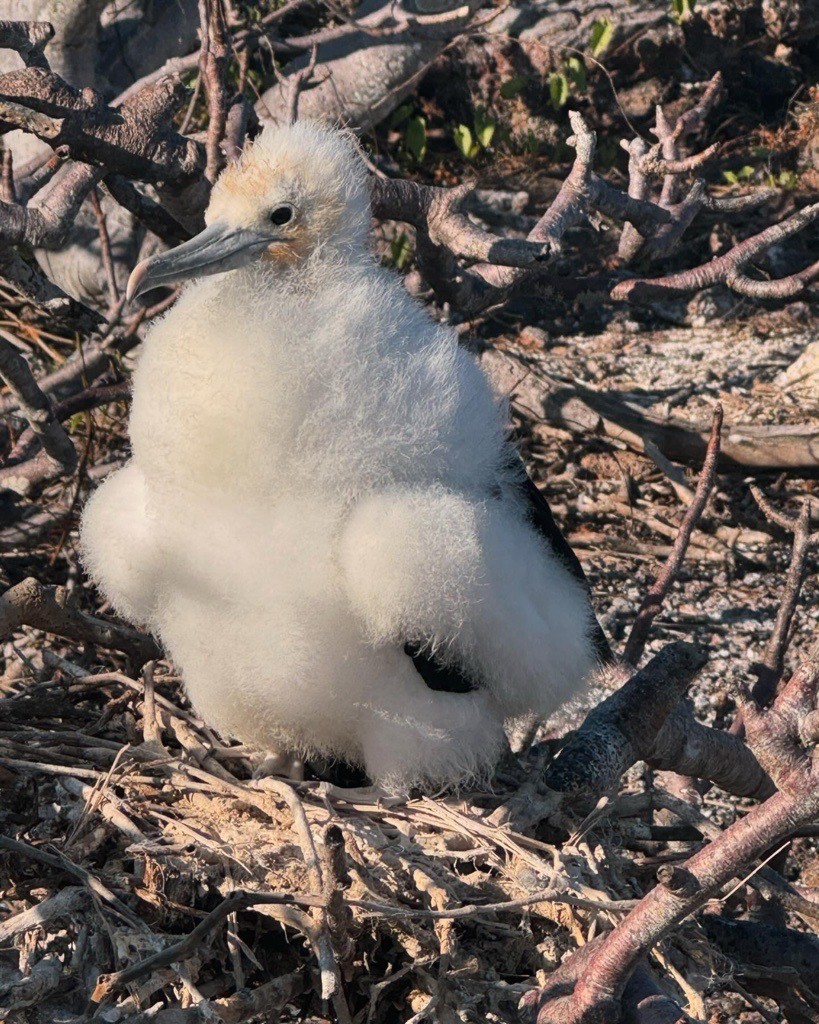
[80,121,603,792]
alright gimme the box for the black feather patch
[515,458,613,665]
[405,641,476,693]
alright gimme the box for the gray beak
[126,221,277,302]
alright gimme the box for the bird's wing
[512,455,612,665]
[405,458,611,695]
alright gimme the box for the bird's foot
[252,750,305,781]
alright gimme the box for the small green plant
[403,115,427,164]
[548,56,587,111]
[499,75,526,100]
[548,71,570,111]
[453,108,496,160]
[670,0,696,23]
[565,55,586,93]
[389,103,413,129]
[523,128,540,154]
[767,169,799,189]
[722,165,755,185]
[589,16,614,57]
[387,231,413,270]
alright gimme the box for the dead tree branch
[198,0,230,184]
[0,20,53,70]
[0,336,77,493]
[276,44,319,125]
[0,69,205,184]
[526,637,819,1024]
[623,407,723,666]
[748,497,815,707]
[614,201,819,303]
[484,349,819,473]
[0,577,161,665]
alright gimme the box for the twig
[0,336,78,491]
[141,660,164,748]
[88,187,120,308]
[277,44,319,124]
[90,889,320,1005]
[623,405,722,666]
[750,499,814,706]
[198,0,230,184]
[614,201,819,302]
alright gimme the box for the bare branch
[89,187,119,308]
[198,0,230,184]
[0,577,161,665]
[623,406,723,665]
[277,44,319,125]
[0,20,54,70]
[0,69,205,184]
[0,162,101,249]
[614,200,819,302]
[0,338,77,490]
[749,499,814,707]
[529,639,819,1024]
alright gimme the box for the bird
[80,120,608,792]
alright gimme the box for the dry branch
[0,68,204,184]
[748,497,815,707]
[614,201,819,303]
[198,0,230,184]
[623,406,722,666]
[526,638,819,1024]
[485,348,819,473]
[0,20,53,69]
[0,576,160,664]
[0,335,77,493]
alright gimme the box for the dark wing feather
[514,456,613,665]
[404,641,476,692]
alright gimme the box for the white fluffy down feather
[80,121,597,791]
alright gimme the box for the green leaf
[403,115,427,163]
[388,231,413,270]
[474,108,496,150]
[500,75,526,99]
[390,102,414,129]
[722,170,739,184]
[589,16,614,57]
[549,71,569,110]
[670,0,695,23]
[566,55,586,93]
[453,123,476,159]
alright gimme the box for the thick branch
[198,0,229,184]
[614,201,819,302]
[0,20,54,70]
[530,641,819,1024]
[0,69,204,184]
[0,577,161,665]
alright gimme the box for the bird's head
[126,120,371,302]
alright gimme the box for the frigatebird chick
[81,121,605,791]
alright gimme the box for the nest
[0,653,716,1024]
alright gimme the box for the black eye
[269,205,294,226]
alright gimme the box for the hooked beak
[126,221,278,302]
